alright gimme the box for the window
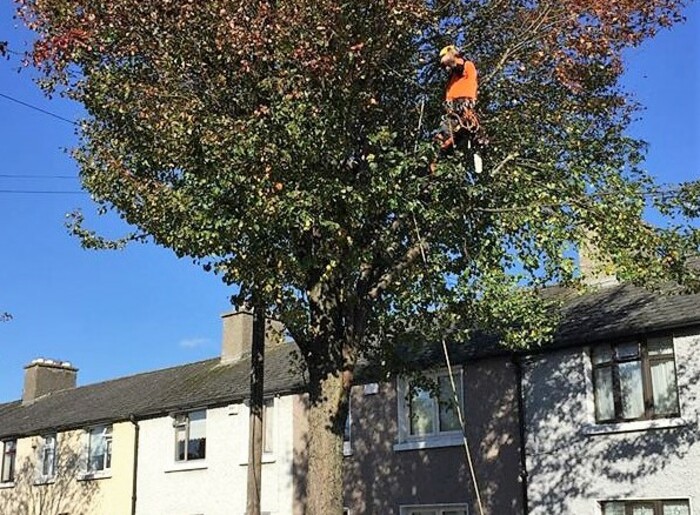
[1,440,16,483]
[262,399,274,455]
[399,370,464,441]
[87,426,112,473]
[343,405,352,456]
[174,410,206,462]
[592,337,680,423]
[601,499,690,515]
[38,434,57,480]
[402,505,468,515]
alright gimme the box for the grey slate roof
[0,282,698,439]
[0,344,305,439]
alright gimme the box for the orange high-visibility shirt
[445,60,478,101]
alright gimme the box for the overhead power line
[0,173,78,179]
[0,189,86,195]
[0,92,78,126]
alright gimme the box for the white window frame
[262,398,275,456]
[37,434,57,483]
[173,409,207,463]
[396,367,465,451]
[343,397,352,457]
[1,439,17,484]
[85,425,113,475]
[400,503,469,515]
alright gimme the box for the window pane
[438,374,461,432]
[89,428,107,471]
[443,511,468,515]
[1,441,16,483]
[187,411,206,460]
[602,503,625,515]
[175,425,187,461]
[594,367,615,421]
[592,345,614,364]
[409,387,435,436]
[263,400,274,454]
[663,501,690,515]
[631,505,654,515]
[648,336,674,356]
[651,360,679,416]
[617,342,640,359]
[619,361,645,419]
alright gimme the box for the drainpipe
[513,356,529,515]
[129,415,140,515]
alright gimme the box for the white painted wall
[135,395,296,515]
[524,329,700,515]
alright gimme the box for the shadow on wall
[0,434,100,515]
[525,286,700,514]
[293,357,524,515]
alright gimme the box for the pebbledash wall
[524,328,700,515]
[135,395,297,515]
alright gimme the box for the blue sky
[1,3,698,402]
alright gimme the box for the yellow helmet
[439,45,459,58]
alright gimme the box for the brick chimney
[579,233,618,288]
[220,310,286,364]
[23,359,78,405]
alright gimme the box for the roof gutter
[129,414,140,515]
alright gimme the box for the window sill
[0,482,15,489]
[240,454,276,466]
[78,471,112,481]
[394,433,463,452]
[33,477,56,486]
[164,461,208,473]
[583,417,688,436]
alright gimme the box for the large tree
[18,0,699,512]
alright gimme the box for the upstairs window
[592,336,680,423]
[262,399,274,455]
[38,434,57,480]
[1,440,16,483]
[398,369,464,442]
[87,426,113,473]
[174,410,206,462]
[401,505,468,515]
[601,499,689,515]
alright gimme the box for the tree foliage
[17,0,699,511]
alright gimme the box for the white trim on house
[399,502,469,515]
[593,496,693,515]
[395,366,465,450]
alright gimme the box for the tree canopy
[17,0,700,511]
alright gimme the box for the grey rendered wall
[336,356,524,515]
[523,329,700,515]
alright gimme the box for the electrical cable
[0,92,78,126]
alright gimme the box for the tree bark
[246,304,265,515]
[306,370,348,515]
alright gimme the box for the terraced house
[0,277,699,515]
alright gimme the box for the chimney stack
[23,359,77,405]
[220,310,286,364]
[579,233,618,288]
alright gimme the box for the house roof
[0,344,305,439]
[0,281,698,439]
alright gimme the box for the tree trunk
[306,370,348,515]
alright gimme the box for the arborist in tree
[434,45,483,173]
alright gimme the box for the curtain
[594,367,615,420]
[651,360,679,416]
[619,361,645,419]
